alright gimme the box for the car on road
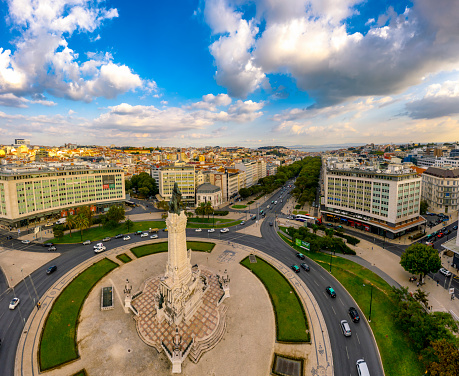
[46,265,57,274]
[150,234,158,239]
[251,215,256,220]
[296,252,305,260]
[163,228,168,232]
[437,233,444,238]
[208,228,215,233]
[94,243,104,249]
[348,307,360,322]
[83,240,91,245]
[453,225,458,230]
[269,222,273,226]
[140,232,149,237]
[356,359,370,376]
[48,246,57,251]
[439,267,452,277]
[195,228,202,232]
[326,223,333,227]
[326,286,336,298]
[9,297,20,309]
[444,229,451,235]
[43,242,54,247]
[135,230,143,235]
[21,240,30,244]
[6,235,13,240]
[300,263,310,271]
[240,221,245,225]
[220,228,229,233]
[102,237,111,242]
[340,320,352,337]
[94,246,106,253]
[291,264,300,273]
[115,234,124,239]
[425,242,434,247]
[123,236,131,241]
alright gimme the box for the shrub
[295,204,301,209]
[247,200,255,205]
[334,232,360,245]
[214,210,229,216]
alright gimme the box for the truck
[55,218,67,225]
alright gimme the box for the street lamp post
[329,251,333,273]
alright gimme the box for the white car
[83,240,91,245]
[439,267,452,277]
[208,228,215,233]
[94,246,106,253]
[123,236,131,241]
[150,234,158,239]
[9,297,20,310]
[195,228,202,232]
[140,233,149,238]
[93,242,104,249]
[220,228,229,233]
[340,320,351,337]
[21,240,30,244]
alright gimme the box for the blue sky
[1,0,459,148]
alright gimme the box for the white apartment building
[322,161,424,239]
[0,163,125,228]
[421,167,459,214]
[150,165,161,188]
[159,164,196,204]
[234,160,266,187]
[204,169,244,202]
[417,157,459,168]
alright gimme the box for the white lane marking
[339,297,344,306]
[314,280,319,286]
[320,274,326,281]
[356,332,361,345]
[346,346,349,359]
[332,306,336,315]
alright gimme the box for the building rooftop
[424,167,459,178]
[196,183,221,193]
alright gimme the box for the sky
[1,0,459,148]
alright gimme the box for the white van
[356,359,370,376]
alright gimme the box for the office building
[159,164,196,205]
[421,167,459,213]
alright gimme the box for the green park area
[277,230,423,376]
[72,371,87,376]
[231,204,247,209]
[131,241,215,258]
[116,253,132,263]
[240,256,309,343]
[39,258,119,371]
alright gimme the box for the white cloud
[202,0,459,105]
[0,92,56,107]
[190,93,232,110]
[0,0,145,102]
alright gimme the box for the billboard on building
[102,175,115,189]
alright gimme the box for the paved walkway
[15,238,333,376]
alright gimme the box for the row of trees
[53,204,126,240]
[238,157,320,199]
[290,157,322,206]
[125,172,158,198]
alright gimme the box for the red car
[437,233,444,238]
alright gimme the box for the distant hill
[258,146,287,150]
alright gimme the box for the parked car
[163,228,168,232]
[123,236,131,241]
[83,240,91,245]
[444,230,451,235]
[208,228,215,233]
[326,286,336,298]
[296,253,305,260]
[150,234,158,239]
[453,225,458,230]
[48,246,57,251]
[115,234,124,239]
[220,228,229,233]
[135,230,143,235]
[46,265,57,274]
[140,233,149,237]
[300,263,310,271]
[437,233,444,238]
[340,320,352,337]
[9,297,20,310]
[195,228,202,232]
[291,265,300,273]
[21,240,30,244]
[102,237,111,242]
[425,242,434,247]
[348,307,360,322]
[43,242,54,247]
[439,267,452,277]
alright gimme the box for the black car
[46,265,57,274]
[349,307,360,322]
[291,265,300,273]
[251,216,256,220]
[115,234,124,239]
[269,222,273,226]
[453,225,458,230]
[43,242,54,247]
[326,286,336,298]
[300,263,310,271]
[296,253,305,260]
[6,235,13,240]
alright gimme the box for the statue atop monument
[169,182,182,214]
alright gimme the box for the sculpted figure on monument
[169,182,182,214]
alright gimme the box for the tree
[53,224,64,239]
[138,186,150,198]
[66,214,76,237]
[74,213,89,241]
[125,219,133,232]
[311,224,319,234]
[239,187,251,199]
[78,206,93,226]
[400,243,442,282]
[204,202,214,220]
[106,205,125,224]
[128,172,158,198]
[424,339,459,376]
[420,200,429,215]
[157,200,169,211]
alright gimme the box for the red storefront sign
[90,205,97,212]
[61,210,68,217]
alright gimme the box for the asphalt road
[0,181,383,376]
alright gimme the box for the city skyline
[1,0,459,147]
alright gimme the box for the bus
[295,214,316,222]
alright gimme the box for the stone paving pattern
[132,269,223,353]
